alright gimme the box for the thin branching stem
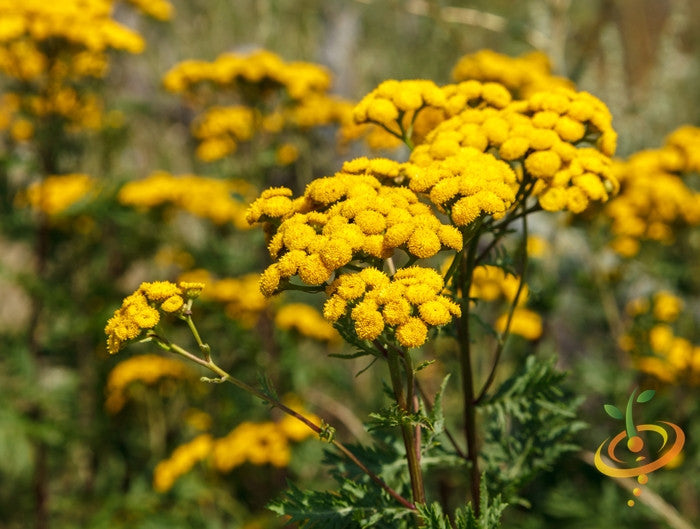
[157,335,416,511]
[475,208,530,404]
[456,224,482,514]
[385,344,426,506]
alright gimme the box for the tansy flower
[324,267,460,348]
[105,281,204,354]
[248,163,463,296]
[105,354,192,413]
[119,171,255,229]
[451,49,574,99]
[605,126,700,257]
[495,308,543,341]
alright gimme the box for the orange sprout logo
[595,388,685,507]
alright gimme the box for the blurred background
[0,1,698,528]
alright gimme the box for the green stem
[457,228,481,514]
[160,338,416,510]
[386,345,426,505]
[183,312,210,360]
[475,209,530,404]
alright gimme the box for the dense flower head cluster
[191,105,256,161]
[248,166,463,296]
[323,266,460,348]
[162,49,352,161]
[469,265,528,304]
[451,50,574,98]
[18,173,94,215]
[178,269,269,328]
[344,78,514,150]
[407,148,517,226]
[275,303,340,342]
[619,291,698,385]
[410,87,618,213]
[154,399,319,492]
[104,354,193,413]
[0,0,164,133]
[605,126,700,257]
[163,49,331,98]
[105,281,204,354]
[118,171,255,228]
[153,434,213,493]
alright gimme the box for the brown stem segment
[385,345,426,506]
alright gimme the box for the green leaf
[269,480,411,528]
[479,356,585,505]
[603,404,623,419]
[636,389,655,403]
[417,502,454,529]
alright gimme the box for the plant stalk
[386,345,426,506]
[162,338,416,510]
[457,234,481,514]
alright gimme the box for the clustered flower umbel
[408,87,618,214]
[605,125,700,257]
[450,49,574,98]
[105,281,204,354]
[346,76,618,215]
[162,49,353,162]
[246,161,463,297]
[323,267,460,348]
[118,171,255,228]
[247,74,620,349]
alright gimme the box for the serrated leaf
[603,404,623,419]
[429,374,450,436]
[417,502,454,529]
[636,389,655,403]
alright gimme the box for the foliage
[1,1,698,529]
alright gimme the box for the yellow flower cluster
[407,148,517,226]
[606,126,700,257]
[18,173,94,215]
[155,399,319,492]
[619,290,698,385]
[0,0,163,132]
[451,50,574,98]
[191,105,256,161]
[470,265,527,303]
[344,78,514,150]
[636,325,699,385]
[153,434,213,493]
[469,265,542,341]
[625,291,684,322]
[163,49,352,162]
[323,267,460,348]
[410,87,618,213]
[275,303,340,343]
[105,281,204,354]
[104,354,193,413]
[163,49,331,98]
[248,165,463,296]
[178,269,269,328]
[118,171,255,228]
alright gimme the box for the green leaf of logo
[604,404,623,419]
[636,389,655,403]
